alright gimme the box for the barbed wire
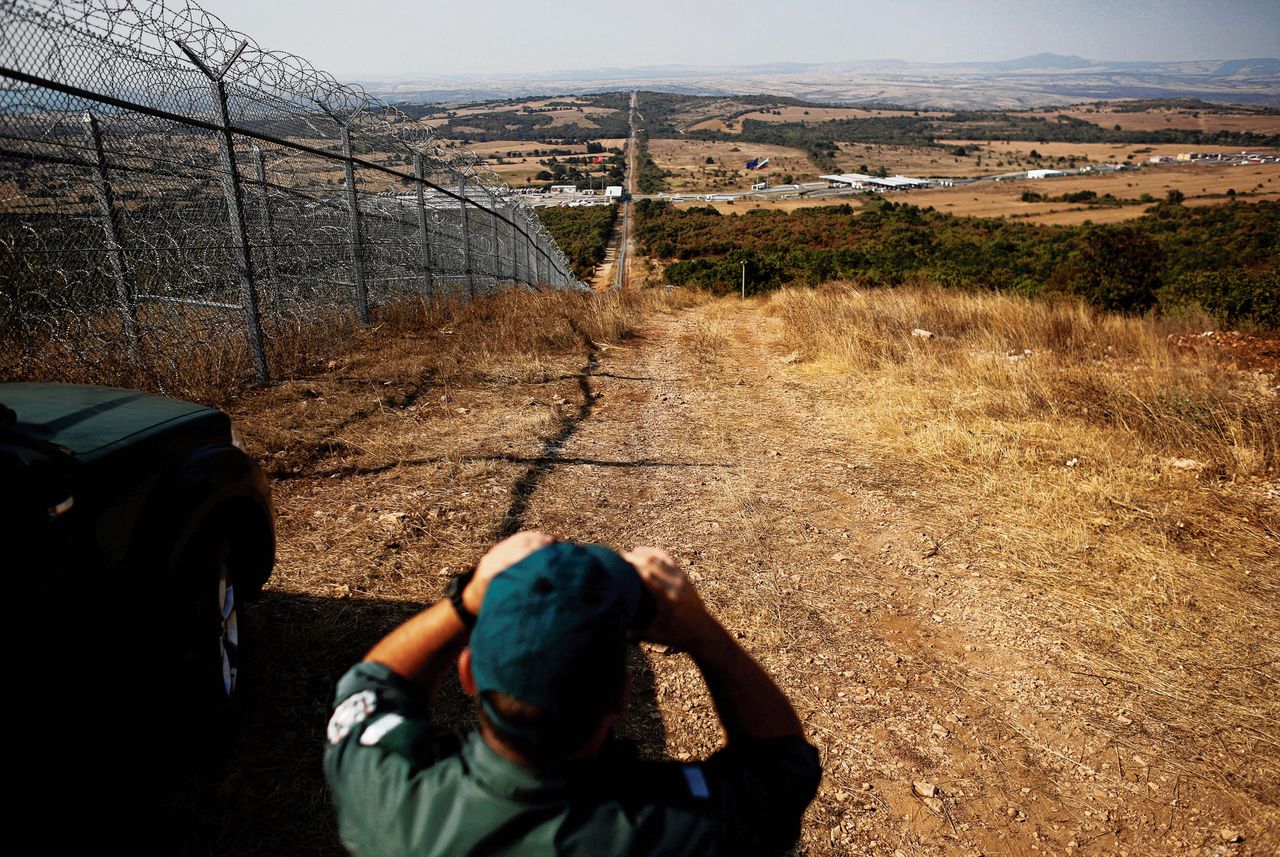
[0,0,583,394]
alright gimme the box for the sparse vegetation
[635,198,1280,327]
[536,204,619,280]
[633,131,669,194]
[765,284,1279,824]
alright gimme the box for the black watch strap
[447,567,477,629]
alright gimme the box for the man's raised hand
[464,530,556,614]
[624,546,719,651]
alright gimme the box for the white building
[1026,169,1064,179]
[821,173,931,190]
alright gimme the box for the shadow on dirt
[175,590,669,856]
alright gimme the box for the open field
[1014,107,1280,136]
[686,105,944,133]
[656,159,1278,223]
[677,196,870,215]
[451,139,628,186]
[907,161,1280,225]
[940,140,1280,164]
[833,142,1038,177]
[463,138,627,157]
[188,286,1277,856]
[648,138,816,191]
[416,97,620,130]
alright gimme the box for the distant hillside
[984,53,1094,71]
[362,54,1280,110]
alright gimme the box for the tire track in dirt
[502,299,1271,856]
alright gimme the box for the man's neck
[478,720,610,767]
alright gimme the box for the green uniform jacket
[325,662,821,856]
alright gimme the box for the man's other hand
[625,546,719,651]
[464,531,556,614]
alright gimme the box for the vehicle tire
[174,518,250,764]
[213,539,241,702]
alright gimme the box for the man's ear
[458,647,476,695]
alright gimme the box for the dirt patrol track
[198,294,1280,856]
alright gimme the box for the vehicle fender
[131,443,275,596]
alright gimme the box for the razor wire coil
[1,0,584,393]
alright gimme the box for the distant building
[820,173,930,190]
[604,185,624,198]
[1026,169,1064,179]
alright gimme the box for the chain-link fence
[0,0,583,392]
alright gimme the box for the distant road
[614,90,638,290]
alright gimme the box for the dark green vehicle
[0,383,274,736]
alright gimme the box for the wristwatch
[446,567,477,629]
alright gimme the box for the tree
[1070,226,1164,312]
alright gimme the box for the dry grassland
[475,160,546,185]
[686,106,939,134]
[648,138,816,191]
[940,139,1279,163]
[907,161,1280,225]
[683,196,870,215]
[417,98,618,129]
[464,140,573,157]
[466,138,628,186]
[833,142,1028,177]
[760,288,1279,853]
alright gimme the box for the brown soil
[197,295,1276,856]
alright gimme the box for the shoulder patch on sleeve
[328,690,377,744]
[359,713,406,746]
[682,764,710,799]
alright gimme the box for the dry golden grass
[766,285,1279,798]
[676,301,733,363]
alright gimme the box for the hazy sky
[197,0,1280,78]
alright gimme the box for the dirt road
[217,298,1272,856]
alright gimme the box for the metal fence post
[458,177,475,298]
[488,197,502,285]
[508,210,519,285]
[413,152,435,305]
[341,125,369,323]
[252,146,282,318]
[80,111,138,356]
[521,224,532,288]
[177,39,269,382]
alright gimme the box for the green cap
[469,542,651,746]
